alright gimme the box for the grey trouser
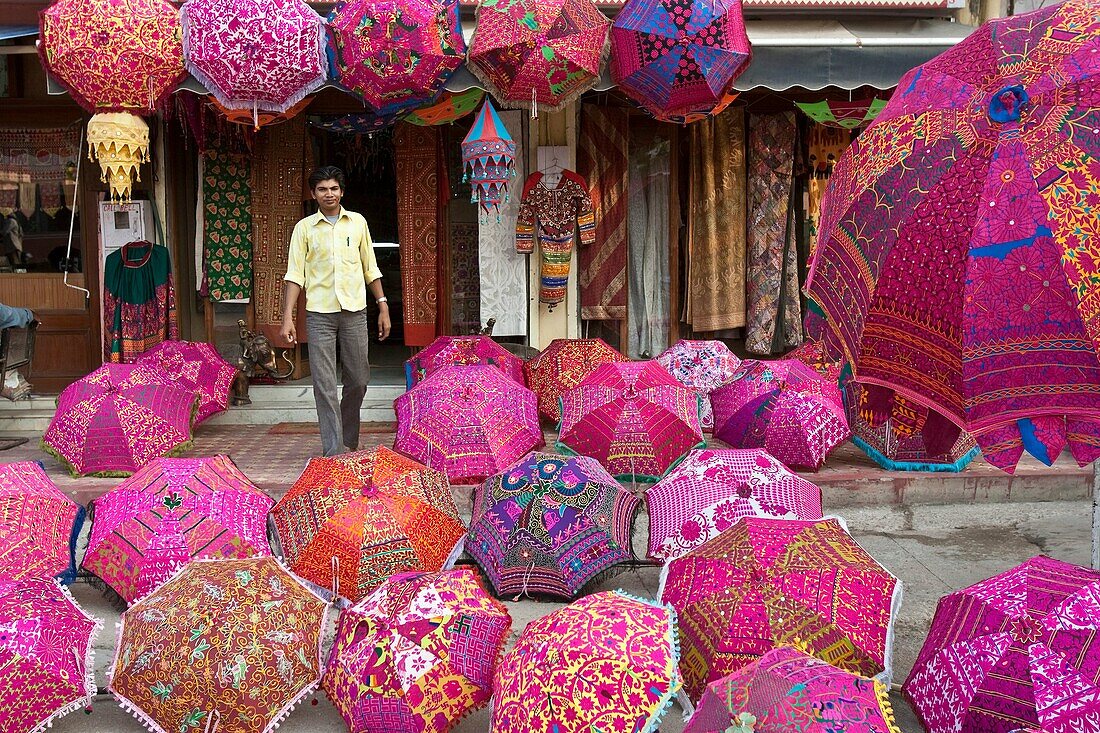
[305,309,370,457]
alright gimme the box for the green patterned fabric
[202,149,252,302]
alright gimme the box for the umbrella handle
[203,709,220,733]
[330,556,341,601]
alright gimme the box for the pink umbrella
[557,360,704,483]
[656,339,742,431]
[82,455,273,605]
[0,461,85,584]
[645,448,823,562]
[137,340,237,424]
[394,364,544,484]
[404,335,525,390]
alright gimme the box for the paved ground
[2,425,1093,732]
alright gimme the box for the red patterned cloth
[516,170,595,309]
[394,123,443,346]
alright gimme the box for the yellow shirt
[284,208,383,314]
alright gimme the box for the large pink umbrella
[645,448,823,562]
[557,360,704,483]
[404,335,525,390]
[137,340,237,424]
[394,365,544,484]
[0,461,85,584]
[656,339,742,431]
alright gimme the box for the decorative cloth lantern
[86,113,150,202]
[461,99,516,218]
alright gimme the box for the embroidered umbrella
[108,557,329,733]
[82,455,273,605]
[394,365,544,484]
[646,448,823,562]
[0,461,85,584]
[557,360,705,483]
[310,108,406,134]
[659,516,901,700]
[795,98,889,130]
[711,359,850,470]
[686,646,901,733]
[656,339,742,431]
[461,99,516,217]
[271,447,466,602]
[323,567,512,732]
[406,89,484,126]
[404,335,525,390]
[42,363,197,478]
[904,556,1100,733]
[468,0,610,114]
[468,451,639,600]
[805,0,1100,473]
[326,0,465,115]
[524,337,628,424]
[610,0,751,124]
[137,340,237,425]
[492,590,683,733]
[0,578,101,733]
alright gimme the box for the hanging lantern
[461,99,515,218]
[86,113,150,202]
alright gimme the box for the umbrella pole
[1092,462,1100,570]
[63,131,90,305]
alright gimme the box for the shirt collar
[309,207,349,226]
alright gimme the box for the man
[281,166,391,457]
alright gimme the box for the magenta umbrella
[137,340,237,424]
[656,339,742,431]
[0,461,85,584]
[404,335,525,390]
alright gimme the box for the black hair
[308,166,346,191]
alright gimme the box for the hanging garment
[626,139,670,359]
[394,122,443,347]
[103,241,178,363]
[202,149,252,303]
[806,125,851,260]
[515,170,595,310]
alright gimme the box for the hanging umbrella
[42,363,197,477]
[524,337,628,424]
[656,339,742,431]
[210,95,314,128]
[406,89,484,126]
[0,578,101,733]
[323,567,512,732]
[468,451,639,599]
[310,108,406,134]
[326,0,465,115]
[795,98,889,129]
[904,556,1100,733]
[468,0,610,114]
[610,0,751,124]
[0,461,85,584]
[108,557,329,733]
[82,455,274,605]
[557,360,705,483]
[461,99,517,217]
[805,0,1100,474]
[711,359,850,470]
[646,447,823,562]
[659,516,901,701]
[493,590,683,733]
[686,646,901,733]
[404,335,525,390]
[271,446,466,602]
[394,365,544,484]
[137,340,238,424]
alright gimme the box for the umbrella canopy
[468,451,639,599]
[271,447,466,602]
[461,99,517,216]
[394,365,544,484]
[323,567,512,732]
[557,360,705,483]
[468,0,609,113]
[656,339,742,431]
[493,590,683,733]
[406,89,484,126]
[0,578,101,733]
[804,0,1100,473]
[109,557,329,733]
[0,461,85,584]
[796,97,889,129]
[646,448,823,562]
[659,516,901,700]
[42,363,197,477]
[82,455,274,605]
[711,359,850,470]
[182,0,327,116]
[326,0,465,115]
[686,646,900,733]
[904,556,1100,733]
[524,337,628,424]
[610,0,751,124]
[137,340,238,425]
[404,335,525,390]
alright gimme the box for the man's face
[312,179,343,209]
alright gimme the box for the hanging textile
[577,104,629,321]
[686,106,747,332]
[806,125,851,260]
[0,127,80,185]
[39,184,63,217]
[103,241,178,363]
[451,221,480,333]
[516,170,595,310]
[746,112,802,355]
[626,138,670,359]
[202,149,253,302]
[394,122,442,347]
[478,109,527,337]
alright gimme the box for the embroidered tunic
[103,241,178,363]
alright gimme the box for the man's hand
[279,319,297,345]
[377,306,391,341]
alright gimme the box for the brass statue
[232,319,295,405]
